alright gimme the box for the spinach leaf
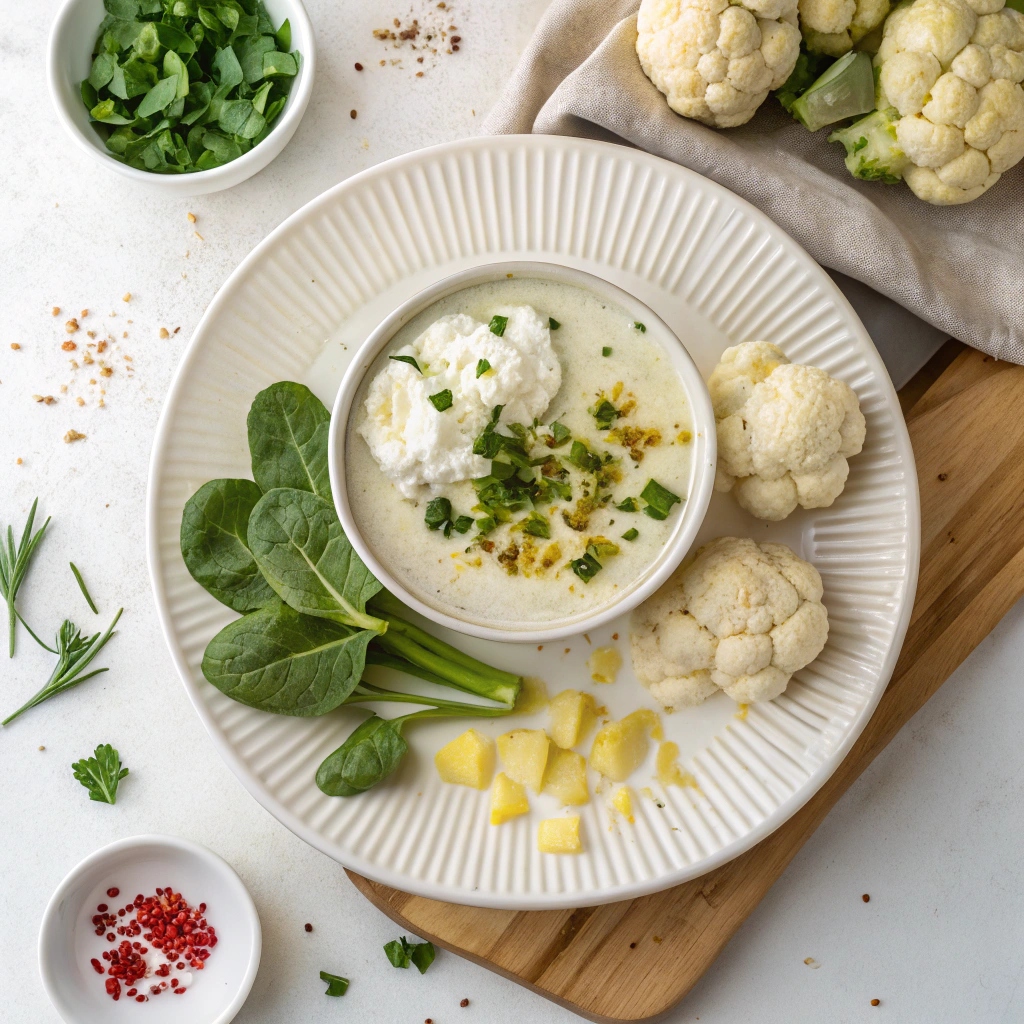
[180,478,274,612]
[315,715,408,796]
[247,488,385,632]
[136,75,180,118]
[201,601,372,716]
[247,382,333,499]
[383,936,436,974]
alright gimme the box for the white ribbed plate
[148,136,919,910]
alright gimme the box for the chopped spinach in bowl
[80,0,300,174]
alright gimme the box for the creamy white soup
[346,277,693,629]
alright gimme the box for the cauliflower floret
[863,0,1024,204]
[799,0,891,55]
[630,537,829,708]
[637,0,801,127]
[709,342,866,521]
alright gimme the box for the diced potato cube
[612,786,635,823]
[542,747,589,806]
[548,689,598,749]
[434,728,495,789]
[589,709,662,782]
[538,816,582,854]
[490,772,529,825]
[587,645,622,684]
[497,728,550,792]
[515,675,550,714]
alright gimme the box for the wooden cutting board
[348,344,1024,1023]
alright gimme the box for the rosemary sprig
[2,609,122,726]
[0,499,51,658]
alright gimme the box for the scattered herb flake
[424,497,453,531]
[621,528,639,541]
[640,479,682,520]
[384,936,436,974]
[616,497,639,513]
[476,358,491,378]
[633,321,647,333]
[590,399,621,430]
[567,440,602,474]
[569,552,602,583]
[548,317,561,330]
[320,970,349,997]
[547,422,571,448]
[489,315,509,337]
[428,389,453,412]
[602,346,612,357]
[587,539,620,559]
[71,743,128,805]
[389,354,422,373]
[518,512,551,539]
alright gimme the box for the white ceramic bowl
[39,835,261,1024]
[47,0,315,196]
[328,261,717,644]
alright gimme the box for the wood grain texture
[349,348,1024,1023]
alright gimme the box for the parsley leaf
[489,315,509,337]
[476,358,490,377]
[320,970,349,997]
[633,321,647,332]
[384,936,436,974]
[389,354,421,373]
[428,389,453,412]
[72,743,129,804]
[424,497,452,531]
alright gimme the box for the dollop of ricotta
[358,306,561,497]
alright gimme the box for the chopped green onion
[633,321,646,333]
[548,422,571,448]
[476,359,491,377]
[569,552,602,583]
[567,440,601,474]
[621,528,639,541]
[640,479,681,520]
[602,346,612,357]
[616,497,639,513]
[424,497,452,531]
[428,389,453,412]
[489,315,509,337]
[518,512,551,539]
[548,317,560,330]
[590,399,620,430]
[389,354,421,373]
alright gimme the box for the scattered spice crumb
[871,999,880,1006]
[60,385,68,394]
[100,367,113,378]
[416,71,423,76]
[38,744,44,750]
[862,893,870,902]
[938,472,948,481]
[187,212,196,223]
[16,458,23,465]
[194,230,204,241]
[159,328,169,339]
[76,397,85,406]
[350,109,358,118]
[62,340,77,352]
[460,998,469,1007]
[629,942,636,949]
[10,343,20,350]
[355,61,364,70]
[304,923,313,933]
[64,429,86,443]
[803,957,821,969]
[65,318,79,333]
[652,935,662,944]
[86,330,96,339]
[122,292,131,302]
[173,326,181,334]
[80,309,88,317]
[123,330,129,337]
[52,307,60,316]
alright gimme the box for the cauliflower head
[630,537,829,707]
[637,0,803,128]
[800,0,892,56]
[709,341,866,521]
[874,0,1024,204]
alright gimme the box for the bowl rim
[45,0,316,190]
[328,259,718,644]
[38,833,262,1024]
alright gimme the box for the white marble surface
[3,2,1021,1021]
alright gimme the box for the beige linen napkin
[484,0,1024,385]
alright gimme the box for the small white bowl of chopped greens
[47,0,315,195]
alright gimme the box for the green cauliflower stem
[829,108,907,182]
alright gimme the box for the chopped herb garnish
[517,512,551,539]
[79,1,301,175]
[602,346,612,357]
[590,399,621,430]
[428,389,453,412]
[545,421,571,448]
[424,497,452,531]
[640,479,682,520]
[71,742,128,805]
[489,315,509,337]
[475,516,497,535]
[384,936,436,974]
[476,358,491,377]
[633,321,647,332]
[472,405,505,458]
[569,551,602,583]
[622,528,639,541]
[389,354,421,373]
[567,440,602,474]
[452,516,474,535]
[616,497,639,512]
[320,971,349,997]
[548,317,561,330]
[587,539,620,559]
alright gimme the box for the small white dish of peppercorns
[39,834,261,1024]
